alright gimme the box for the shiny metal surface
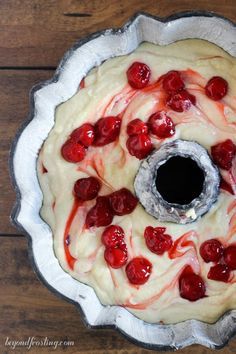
[134,140,220,224]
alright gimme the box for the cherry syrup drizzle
[58,61,235,297]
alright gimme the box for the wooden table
[1,1,236,353]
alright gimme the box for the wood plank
[0,236,235,353]
[0,70,53,234]
[0,0,235,67]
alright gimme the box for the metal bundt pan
[10,12,236,350]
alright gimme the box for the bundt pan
[10,12,236,351]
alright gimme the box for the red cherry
[101,225,125,248]
[104,246,128,269]
[167,90,196,112]
[71,123,95,147]
[147,111,175,138]
[180,265,195,277]
[144,226,172,255]
[205,76,228,101]
[61,138,86,163]
[224,245,236,270]
[126,257,152,285]
[93,116,121,146]
[74,177,100,201]
[179,273,206,301]
[126,133,153,159]
[208,264,230,282]
[162,70,185,93]
[109,188,138,216]
[85,196,113,228]
[211,139,236,170]
[200,239,224,263]
[126,62,151,89]
[127,118,148,136]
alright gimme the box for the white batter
[37,40,236,324]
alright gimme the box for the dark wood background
[1,1,236,353]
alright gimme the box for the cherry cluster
[127,61,228,105]
[125,63,229,160]
[73,176,153,285]
[59,60,235,295]
[178,240,236,302]
[73,176,138,228]
[61,117,121,163]
[101,224,152,285]
[102,225,128,269]
[126,112,175,159]
[200,239,236,282]
[61,62,230,165]
[210,139,236,195]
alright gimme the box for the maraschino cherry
[74,177,100,201]
[85,196,113,228]
[104,246,128,269]
[127,118,148,136]
[179,271,206,301]
[102,225,128,269]
[126,257,152,285]
[101,225,125,248]
[200,239,224,263]
[109,188,138,216]
[147,111,175,138]
[127,62,151,89]
[167,90,196,112]
[208,264,230,282]
[144,226,173,255]
[126,133,153,159]
[211,139,236,170]
[71,123,95,147]
[162,70,185,93]
[93,116,121,146]
[61,138,86,163]
[223,245,236,270]
[205,76,228,101]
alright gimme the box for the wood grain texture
[0,0,235,67]
[0,236,236,354]
[0,70,53,235]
